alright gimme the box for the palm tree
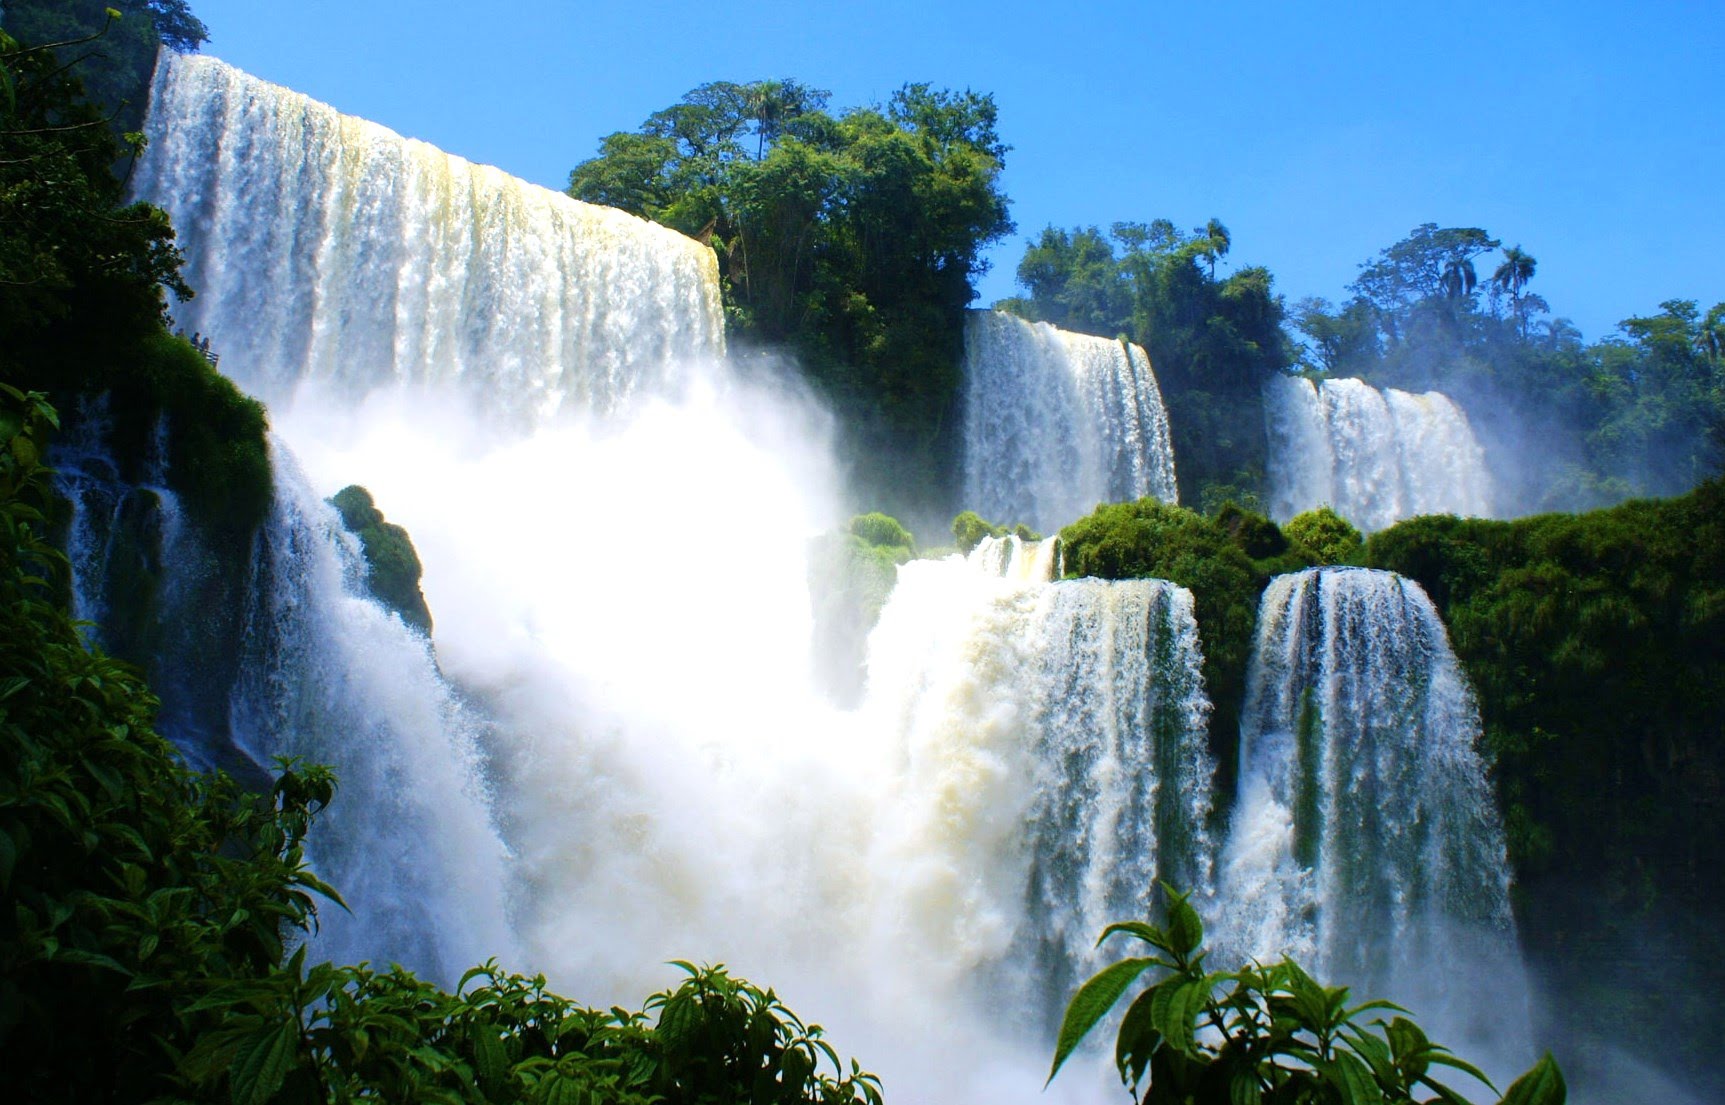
[1491,246,1537,336]
[1439,256,1477,300]
[1193,217,1231,279]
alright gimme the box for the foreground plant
[1049,886,1564,1105]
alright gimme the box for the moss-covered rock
[330,485,432,635]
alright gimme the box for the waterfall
[863,536,1215,1022]
[226,444,515,976]
[961,311,1177,532]
[133,51,724,421]
[1217,567,1530,1069]
[110,49,1550,1103]
[1265,375,1493,531]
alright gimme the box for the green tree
[570,79,1013,518]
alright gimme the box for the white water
[962,311,1177,532]
[863,537,1216,1022]
[1265,375,1493,531]
[1217,567,1531,1077]
[134,52,723,423]
[118,50,1545,1103]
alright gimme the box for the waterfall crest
[1265,375,1492,531]
[864,536,1215,1019]
[1217,567,1528,1065]
[133,51,724,423]
[962,312,1177,532]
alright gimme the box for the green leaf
[1326,1050,1380,1105]
[1164,886,1204,957]
[1341,1024,1397,1087]
[473,1026,507,1092]
[1048,956,1160,1084]
[1098,920,1169,951]
[1428,1050,1497,1092]
[1497,1053,1565,1105]
[1230,1067,1263,1105]
[1114,986,1161,1088]
[0,828,13,890]
[229,1019,298,1105]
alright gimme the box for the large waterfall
[94,49,1546,1104]
[1265,374,1493,531]
[863,536,1215,1021]
[133,52,723,422]
[1216,567,1530,1068]
[961,311,1177,532]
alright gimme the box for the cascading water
[1265,374,1493,531]
[1216,567,1531,1072]
[133,51,723,422]
[961,311,1177,532]
[863,536,1215,1024]
[112,47,1550,1104]
[226,445,515,977]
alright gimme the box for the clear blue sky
[185,0,1723,342]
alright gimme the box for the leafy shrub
[950,509,1039,554]
[1284,506,1363,566]
[1050,886,1565,1105]
[848,511,915,553]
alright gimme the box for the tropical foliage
[995,221,1293,509]
[570,80,1013,517]
[1292,225,1725,512]
[1049,887,1565,1105]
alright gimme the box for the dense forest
[2,0,1720,1102]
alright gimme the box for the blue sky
[185,0,1723,342]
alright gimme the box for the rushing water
[1216,567,1530,1072]
[102,50,1545,1103]
[1265,374,1493,531]
[134,51,723,423]
[863,537,1215,1021]
[961,311,1177,532]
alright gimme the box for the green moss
[848,511,915,553]
[950,509,1040,554]
[329,485,432,635]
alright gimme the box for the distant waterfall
[961,312,1177,532]
[1265,375,1492,531]
[133,51,724,421]
[864,536,1214,1019]
[1217,567,1529,1063]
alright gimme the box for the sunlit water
[115,49,1544,1103]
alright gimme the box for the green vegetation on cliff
[331,485,433,636]
[1060,498,1312,786]
[570,80,1013,519]
[808,512,919,705]
[0,19,270,546]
